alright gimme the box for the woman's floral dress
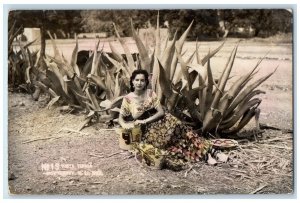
[120,89,212,170]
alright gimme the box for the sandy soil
[7,40,293,196]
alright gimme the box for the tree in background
[79,9,292,40]
[8,10,82,98]
[220,9,292,38]
[162,9,221,40]
[8,10,82,61]
[80,10,161,36]
[9,9,292,43]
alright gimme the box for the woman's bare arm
[119,114,134,129]
[135,104,165,125]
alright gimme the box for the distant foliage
[80,10,161,37]
[79,9,292,40]
[220,9,292,38]
[9,9,292,41]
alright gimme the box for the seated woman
[118,69,227,170]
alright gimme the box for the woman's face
[133,74,146,91]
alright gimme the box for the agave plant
[28,31,130,130]
[103,14,277,138]
[8,22,36,91]
[17,14,276,138]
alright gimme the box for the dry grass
[200,130,293,194]
[8,92,293,195]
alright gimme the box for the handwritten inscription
[40,162,103,177]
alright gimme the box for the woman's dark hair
[130,69,149,92]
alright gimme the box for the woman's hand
[134,119,147,126]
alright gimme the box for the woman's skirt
[141,113,212,170]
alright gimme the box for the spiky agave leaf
[222,89,265,121]
[109,42,124,62]
[70,35,80,76]
[96,96,124,112]
[105,69,115,100]
[221,107,257,135]
[157,58,172,98]
[27,48,34,69]
[66,78,89,108]
[187,50,196,65]
[87,74,107,90]
[210,43,239,110]
[16,39,38,60]
[175,46,191,90]
[150,12,162,92]
[218,56,266,116]
[194,71,206,121]
[224,67,278,118]
[200,41,225,66]
[203,45,238,134]
[104,53,131,79]
[70,89,89,101]
[202,54,214,119]
[32,49,41,70]
[161,33,170,55]
[130,19,151,73]
[180,88,202,123]
[195,39,201,64]
[45,68,72,103]
[18,41,30,66]
[8,20,16,43]
[15,44,31,85]
[170,20,194,82]
[218,98,262,130]
[113,71,121,98]
[160,31,177,80]
[91,40,101,76]
[236,90,266,110]
[149,50,155,74]
[188,64,208,82]
[85,87,100,111]
[35,80,58,98]
[25,48,34,84]
[47,31,62,61]
[78,112,95,131]
[23,39,38,50]
[9,25,23,49]
[152,34,171,95]
[113,23,135,74]
[81,54,93,78]
[61,53,76,79]
[155,11,161,57]
[46,96,61,109]
[45,57,68,94]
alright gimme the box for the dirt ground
[7,39,293,196]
